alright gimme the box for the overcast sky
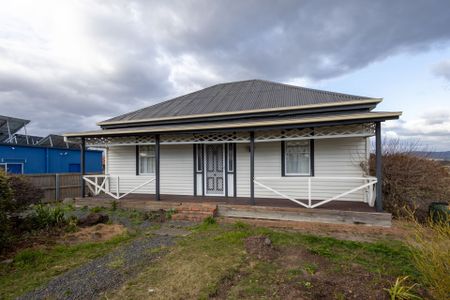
[1,0,450,150]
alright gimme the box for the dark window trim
[193,144,197,196]
[233,143,237,197]
[135,145,139,175]
[202,144,205,196]
[281,139,314,177]
[136,145,156,175]
[225,144,229,197]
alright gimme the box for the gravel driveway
[18,234,175,300]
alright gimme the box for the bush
[8,175,44,210]
[0,170,13,211]
[30,204,66,229]
[0,171,13,252]
[368,139,450,220]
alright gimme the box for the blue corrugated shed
[0,143,102,174]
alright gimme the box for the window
[138,145,155,174]
[196,144,203,172]
[283,140,312,176]
[0,163,23,174]
[227,144,234,172]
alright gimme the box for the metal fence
[24,173,98,202]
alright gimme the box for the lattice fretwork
[85,135,155,147]
[161,132,250,144]
[255,123,374,142]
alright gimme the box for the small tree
[8,175,44,210]
[0,172,44,252]
[368,139,450,221]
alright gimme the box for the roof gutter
[66,111,400,138]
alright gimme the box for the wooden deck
[74,193,391,227]
[79,193,377,212]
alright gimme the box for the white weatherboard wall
[236,137,369,202]
[106,138,367,201]
[107,144,193,195]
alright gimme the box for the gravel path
[18,235,175,300]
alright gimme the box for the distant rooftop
[0,115,80,149]
[0,115,30,142]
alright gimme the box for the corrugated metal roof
[100,79,378,125]
[66,111,401,137]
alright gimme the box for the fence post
[55,174,60,201]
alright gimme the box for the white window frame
[138,145,155,175]
[0,162,24,174]
[284,140,311,176]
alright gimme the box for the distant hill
[413,151,450,161]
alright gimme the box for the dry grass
[109,224,248,299]
[406,218,450,300]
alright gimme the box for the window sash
[227,144,234,172]
[139,145,155,175]
[284,141,311,176]
[196,144,203,172]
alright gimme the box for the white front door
[204,144,225,196]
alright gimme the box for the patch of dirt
[215,243,394,300]
[276,246,390,300]
[244,235,278,261]
[64,224,126,244]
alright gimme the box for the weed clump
[406,217,450,300]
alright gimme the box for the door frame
[203,144,226,196]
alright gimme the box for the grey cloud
[1,0,450,137]
[432,60,450,81]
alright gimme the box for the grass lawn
[108,221,422,300]
[0,204,428,300]
[0,234,132,299]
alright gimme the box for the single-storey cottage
[65,80,401,216]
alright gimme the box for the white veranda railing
[83,175,155,200]
[253,176,377,209]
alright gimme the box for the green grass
[1,218,423,300]
[108,222,420,299]
[254,227,418,280]
[0,234,132,299]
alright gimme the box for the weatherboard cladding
[102,80,375,124]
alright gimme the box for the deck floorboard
[79,193,376,213]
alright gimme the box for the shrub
[0,171,13,252]
[368,139,450,220]
[30,204,66,229]
[8,175,44,210]
[0,170,13,211]
[406,217,450,300]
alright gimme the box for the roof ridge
[250,79,378,99]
